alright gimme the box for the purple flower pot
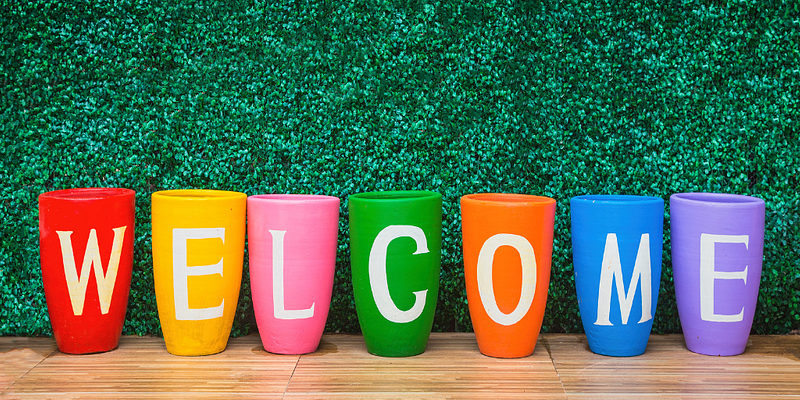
[670,193,765,356]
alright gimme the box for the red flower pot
[39,188,136,354]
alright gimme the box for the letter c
[368,225,429,323]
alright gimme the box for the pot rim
[248,194,340,204]
[461,193,555,205]
[39,188,135,201]
[670,192,764,207]
[349,190,441,202]
[571,194,663,205]
[152,189,246,201]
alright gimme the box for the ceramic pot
[39,188,135,354]
[151,189,246,356]
[670,192,765,356]
[570,195,664,356]
[461,193,555,358]
[348,190,442,357]
[248,194,340,354]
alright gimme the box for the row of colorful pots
[38,189,765,358]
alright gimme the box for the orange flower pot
[461,193,556,358]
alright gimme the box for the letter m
[56,227,127,315]
[594,233,652,326]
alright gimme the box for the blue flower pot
[570,195,664,356]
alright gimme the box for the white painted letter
[595,233,652,326]
[700,233,749,322]
[269,229,314,320]
[476,234,537,326]
[173,228,225,321]
[57,226,127,315]
[369,225,429,323]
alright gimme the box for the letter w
[56,227,127,315]
[594,233,652,326]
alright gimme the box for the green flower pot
[348,190,442,357]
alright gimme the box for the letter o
[476,234,537,326]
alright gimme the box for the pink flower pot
[247,194,340,354]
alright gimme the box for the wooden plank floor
[1,333,799,398]
[546,334,800,399]
[284,334,563,399]
[0,338,56,393]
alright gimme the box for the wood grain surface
[284,333,564,399]
[545,334,800,398]
[0,337,56,392]
[2,333,799,398]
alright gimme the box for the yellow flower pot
[151,189,246,356]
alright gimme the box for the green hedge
[2,0,798,336]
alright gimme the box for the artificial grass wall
[1,0,798,336]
